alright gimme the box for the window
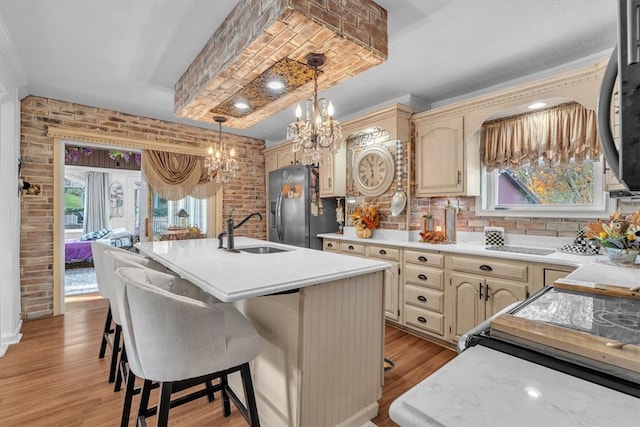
[151,193,208,239]
[64,178,85,229]
[479,158,613,218]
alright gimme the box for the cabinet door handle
[418,256,428,262]
[479,283,483,300]
[348,245,355,250]
[327,243,333,248]
[328,177,332,187]
[418,274,428,281]
[417,295,427,302]
[417,316,427,323]
[485,284,490,301]
[479,264,493,272]
[379,249,387,255]
[457,170,462,184]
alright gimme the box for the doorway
[51,129,222,315]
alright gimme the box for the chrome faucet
[218,210,263,251]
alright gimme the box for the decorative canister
[356,227,372,239]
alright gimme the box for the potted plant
[351,203,380,239]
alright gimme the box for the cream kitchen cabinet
[413,116,465,196]
[367,244,401,322]
[322,238,401,323]
[448,255,531,342]
[264,142,298,175]
[532,263,576,294]
[403,249,446,340]
[319,145,346,198]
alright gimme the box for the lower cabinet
[322,238,572,348]
[403,249,446,340]
[323,239,401,323]
[449,272,528,342]
[367,244,401,322]
[448,254,531,342]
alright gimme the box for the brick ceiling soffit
[174,0,388,130]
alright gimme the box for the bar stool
[113,266,261,426]
[105,250,221,425]
[91,242,149,383]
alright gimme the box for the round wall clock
[354,145,395,197]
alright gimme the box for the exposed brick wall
[174,0,387,128]
[407,196,639,237]
[20,95,266,319]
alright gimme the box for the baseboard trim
[337,402,379,427]
[0,319,23,357]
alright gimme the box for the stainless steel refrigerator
[269,165,338,250]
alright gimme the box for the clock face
[353,145,395,197]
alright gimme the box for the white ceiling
[0,1,618,145]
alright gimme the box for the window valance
[142,150,220,200]
[480,102,600,172]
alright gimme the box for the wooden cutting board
[490,283,640,374]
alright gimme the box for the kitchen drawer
[404,304,444,336]
[367,244,400,261]
[404,249,444,268]
[323,239,339,252]
[404,285,443,313]
[340,241,366,256]
[450,255,529,282]
[404,264,444,290]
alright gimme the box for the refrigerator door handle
[276,190,283,241]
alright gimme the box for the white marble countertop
[389,345,639,427]
[136,237,390,302]
[318,231,640,288]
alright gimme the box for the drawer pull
[348,245,355,250]
[479,264,493,272]
[417,316,427,323]
[327,243,333,248]
[379,249,387,255]
[417,295,427,302]
[418,256,428,262]
[418,274,428,281]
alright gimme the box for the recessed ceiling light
[266,80,285,91]
[234,101,250,110]
[528,102,547,110]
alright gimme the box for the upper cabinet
[414,116,466,196]
[319,144,346,197]
[264,142,298,175]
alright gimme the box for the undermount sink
[238,246,289,254]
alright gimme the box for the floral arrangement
[351,203,380,230]
[351,203,380,238]
[587,209,640,250]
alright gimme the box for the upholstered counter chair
[114,267,261,427]
[91,243,151,383]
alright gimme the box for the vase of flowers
[588,209,640,265]
[351,203,380,239]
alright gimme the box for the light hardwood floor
[0,295,456,426]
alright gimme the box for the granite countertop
[136,237,390,302]
[389,345,640,427]
[318,230,640,289]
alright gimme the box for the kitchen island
[136,237,390,427]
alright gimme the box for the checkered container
[484,227,505,246]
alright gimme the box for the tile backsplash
[409,196,640,238]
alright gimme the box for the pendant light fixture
[205,116,239,183]
[287,53,343,166]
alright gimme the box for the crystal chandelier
[205,116,239,183]
[287,53,342,166]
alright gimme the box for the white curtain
[83,171,108,233]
